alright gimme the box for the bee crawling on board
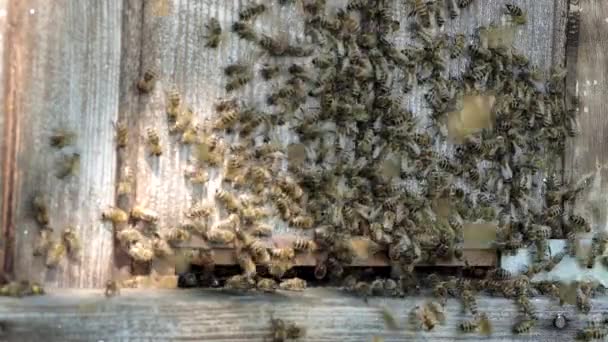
[45,240,66,268]
[279,278,306,291]
[232,21,258,41]
[113,120,128,148]
[136,68,158,94]
[269,317,305,342]
[130,205,159,223]
[145,127,163,156]
[105,280,120,297]
[238,3,266,21]
[203,18,222,48]
[0,281,45,297]
[32,194,50,226]
[49,129,76,149]
[101,207,129,225]
[61,226,81,258]
[505,3,527,25]
[56,152,80,179]
[33,227,54,257]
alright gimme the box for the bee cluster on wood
[18,0,600,338]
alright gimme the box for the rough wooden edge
[0,0,25,276]
[0,288,600,341]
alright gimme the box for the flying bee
[130,205,159,223]
[166,86,181,121]
[61,226,81,257]
[49,129,76,148]
[105,280,120,297]
[57,152,80,179]
[128,241,154,262]
[279,277,306,291]
[33,227,53,256]
[260,63,281,80]
[117,166,133,196]
[151,234,173,257]
[101,207,129,224]
[145,127,162,156]
[205,228,236,244]
[45,241,66,268]
[204,18,222,48]
[257,278,278,293]
[239,3,266,21]
[505,3,526,25]
[165,227,191,244]
[113,121,128,148]
[185,201,214,220]
[32,194,50,226]
[237,251,257,278]
[137,69,157,94]
[293,238,317,252]
[232,21,257,41]
[513,316,535,334]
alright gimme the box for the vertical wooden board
[7,0,122,287]
[0,0,9,275]
[564,0,608,234]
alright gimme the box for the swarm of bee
[26,0,593,337]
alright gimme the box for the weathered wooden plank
[0,288,599,341]
[0,0,10,277]
[125,0,567,272]
[563,0,608,236]
[5,0,122,287]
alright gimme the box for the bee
[460,317,479,333]
[232,21,258,41]
[256,278,278,292]
[270,247,296,260]
[205,229,236,244]
[513,316,535,334]
[204,18,222,48]
[113,121,128,148]
[105,280,120,297]
[33,227,54,256]
[117,166,134,196]
[251,223,273,237]
[49,129,76,148]
[165,227,191,243]
[457,0,474,8]
[461,289,478,315]
[346,0,367,11]
[293,238,317,252]
[270,318,306,342]
[260,63,281,80]
[239,3,266,21]
[290,215,314,229]
[215,189,242,212]
[279,277,306,291]
[487,267,512,280]
[184,164,208,184]
[185,201,214,219]
[578,321,608,341]
[0,281,45,297]
[130,205,159,223]
[240,233,270,264]
[237,251,257,278]
[408,0,431,28]
[57,152,80,179]
[434,4,446,28]
[128,241,154,262]
[409,303,439,331]
[166,87,181,121]
[151,234,173,257]
[101,207,129,224]
[451,34,465,58]
[569,214,591,232]
[169,107,193,134]
[45,241,66,268]
[137,69,157,94]
[146,127,162,156]
[61,226,81,257]
[505,4,526,25]
[576,288,591,313]
[446,0,459,18]
[32,194,50,226]
[116,225,144,246]
[224,274,255,290]
[517,295,537,320]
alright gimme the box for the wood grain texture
[0,288,601,341]
[563,0,608,234]
[5,0,122,287]
[126,0,567,270]
[0,0,10,276]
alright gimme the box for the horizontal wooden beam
[0,288,597,341]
